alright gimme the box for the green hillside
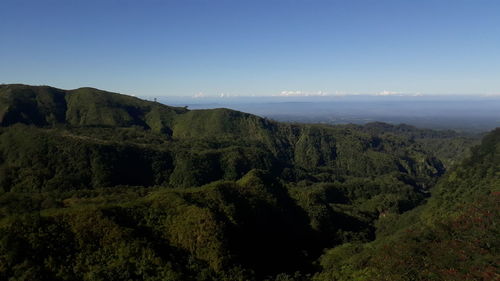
[0,85,454,191]
[0,84,494,281]
[0,84,187,133]
[314,128,499,281]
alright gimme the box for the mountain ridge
[0,84,453,192]
[0,84,496,280]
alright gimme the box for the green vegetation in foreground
[0,84,495,281]
[314,128,499,281]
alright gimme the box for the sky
[1,0,499,97]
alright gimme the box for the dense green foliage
[0,85,495,280]
[314,128,499,281]
[0,85,457,191]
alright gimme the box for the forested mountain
[0,84,495,281]
[0,84,458,191]
[315,128,499,281]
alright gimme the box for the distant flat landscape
[166,95,500,132]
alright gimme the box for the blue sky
[1,0,499,96]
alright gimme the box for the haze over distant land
[163,95,500,132]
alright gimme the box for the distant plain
[166,95,500,132]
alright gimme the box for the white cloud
[193,92,205,98]
[277,90,329,97]
[377,90,401,96]
[279,90,302,96]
